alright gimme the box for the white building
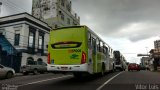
[32,0,80,29]
[0,13,51,72]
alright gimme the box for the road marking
[18,75,72,87]
[96,72,124,90]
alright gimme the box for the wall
[21,53,47,66]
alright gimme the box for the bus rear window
[51,41,82,49]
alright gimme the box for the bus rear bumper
[47,63,88,72]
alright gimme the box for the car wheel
[6,72,13,79]
[33,69,38,75]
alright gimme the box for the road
[0,71,160,90]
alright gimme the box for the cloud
[71,0,160,42]
[1,0,160,63]
[109,22,160,42]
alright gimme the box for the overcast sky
[1,0,160,63]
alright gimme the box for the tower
[32,0,80,29]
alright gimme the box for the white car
[0,64,15,79]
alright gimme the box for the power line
[1,0,27,13]
[1,0,21,14]
[6,0,28,12]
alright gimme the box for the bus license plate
[61,67,68,70]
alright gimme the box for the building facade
[32,0,80,29]
[149,49,160,71]
[0,13,51,72]
[154,40,160,49]
[140,57,150,69]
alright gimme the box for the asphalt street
[0,71,160,90]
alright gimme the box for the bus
[47,26,115,77]
[113,51,127,71]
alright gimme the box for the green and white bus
[47,26,115,77]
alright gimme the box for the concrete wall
[1,22,49,66]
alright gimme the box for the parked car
[0,64,15,79]
[128,63,140,71]
[20,61,48,75]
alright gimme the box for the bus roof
[52,25,87,31]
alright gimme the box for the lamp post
[145,47,149,55]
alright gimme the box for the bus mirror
[46,45,48,48]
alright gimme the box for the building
[154,40,160,49]
[0,13,51,72]
[149,49,160,71]
[32,0,80,29]
[140,57,150,69]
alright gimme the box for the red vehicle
[128,63,140,71]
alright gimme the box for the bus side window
[103,44,106,53]
[96,39,100,52]
[92,38,96,54]
[88,33,92,49]
[105,46,109,57]
[108,47,111,57]
[100,41,103,52]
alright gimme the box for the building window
[59,11,65,21]
[14,34,20,46]
[66,1,71,12]
[38,35,43,49]
[38,32,44,55]
[29,32,34,47]
[0,29,4,35]
[37,58,43,65]
[28,27,36,54]
[61,12,64,21]
[61,0,65,6]
[67,18,70,25]
[27,57,35,65]
[38,33,44,50]
[14,30,20,46]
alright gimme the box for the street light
[145,47,149,55]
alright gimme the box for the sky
[1,0,160,63]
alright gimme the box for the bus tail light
[48,53,51,64]
[81,51,86,64]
